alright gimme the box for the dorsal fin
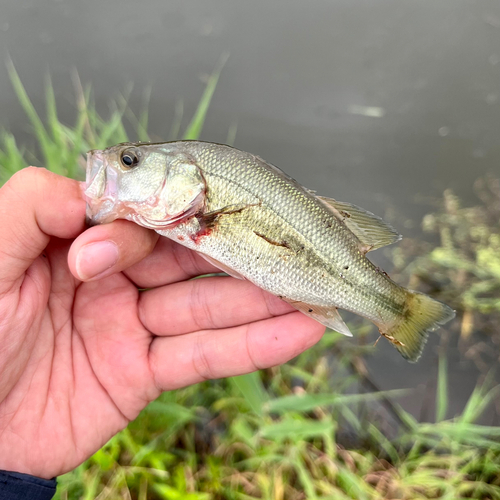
[318,196,401,254]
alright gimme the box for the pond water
[1,0,499,423]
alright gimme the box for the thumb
[0,167,86,293]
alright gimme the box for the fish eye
[120,149,140,169]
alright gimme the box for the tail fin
[384,291,455,362]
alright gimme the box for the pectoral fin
[318,196,401,254]
[282,298,353,337]
[199,203,260,229]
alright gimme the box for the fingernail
[76,241,119,280]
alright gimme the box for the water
[1,0,499,422]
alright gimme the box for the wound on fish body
[253,230,292,250]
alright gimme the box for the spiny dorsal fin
[318,196,401,254]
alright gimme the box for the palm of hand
[0,168,324,479]
[0,237,154,478]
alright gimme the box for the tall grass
[1,65,499,499]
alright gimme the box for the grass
[1,65,500,499]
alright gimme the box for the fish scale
[161,142,406,322]
[85,140,455,361]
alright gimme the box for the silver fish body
[85,141,455,361]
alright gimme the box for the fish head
[85,142,206,229]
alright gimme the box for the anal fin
[282,298,353,337]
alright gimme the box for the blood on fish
[190,225,214,245]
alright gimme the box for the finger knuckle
[191,334,215,381]
[9,166,50,188]
[5,168,53,203]
[189,279,216,330]
[245,325,261,371]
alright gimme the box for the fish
[84,141,455,362]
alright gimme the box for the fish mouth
[84,150,121,225]
[85,150,105,198]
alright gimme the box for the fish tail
[382,291,455,362]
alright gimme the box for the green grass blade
[458,374,500,424]
[335,468,371,500]
[169,99,184,141]
[45,74,63,149]
[292,454,318,500]
[7,60,52,160]
[183,53,228,140]
[259,418,335,442]
[436,354,448,422]
[367,423,400,464]
[119,87,151,143]
[265,389,409,415]
[72,71,97,148]
[0,132,28,183]
[228,372,268,415]
[64,111,87,180]
[393,403,419,433]
[226,121,238,146]
[138,86,152,142]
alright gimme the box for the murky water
[1,0,499,422]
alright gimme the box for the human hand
[0,167,325,479]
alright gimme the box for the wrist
[0,469,56,499]
[0,454,56,481]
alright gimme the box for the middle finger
[138,276,295,335]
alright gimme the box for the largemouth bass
[85,141,455,361]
